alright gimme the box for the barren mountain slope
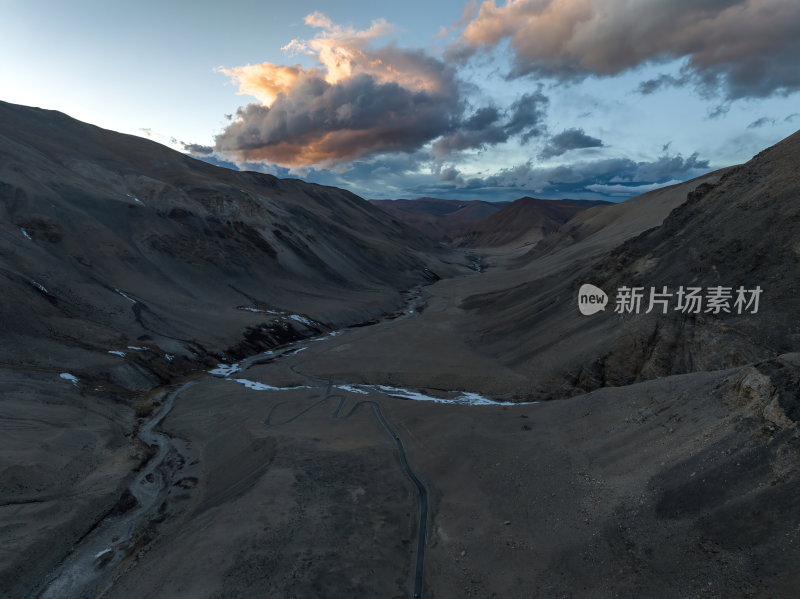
[462,130,800,398]
[524,168,732,261]
[0,100,459,372]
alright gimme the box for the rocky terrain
[1,101,798,598]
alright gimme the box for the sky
[1,0,799,202]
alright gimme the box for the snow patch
[376,385,442,402]
[59,373,79,386]
[209,363,241,376]
[288,314,315,326]
[107,350,126,357]
[164,354,174,362]
[126,193,144,205]
[94,548,112,559]
[231,378,309,391]
[30,280,48,294]
[127,346,147,351]
[239,307,280,314]
[114,289,136,303]
[20,228,32,240]
[375,385,537,406]
[334,384,370,395]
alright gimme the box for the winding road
[264,364,430,599]
[34,285,435,599]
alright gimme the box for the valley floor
[5,249,800,599]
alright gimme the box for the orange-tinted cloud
[216,63,306,107]
[216,69,461,167]
[215,13,462,167]
[453,0,800,98]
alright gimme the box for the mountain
[0,100,467,597]
[455,196,609,248]
[0,100,459,374]
[524,170,733,261]
[461,132,800,398]
[3,100,800,599]
[369,197,508,241]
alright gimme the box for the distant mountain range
[371,196,610,247]
[369,197,508,242]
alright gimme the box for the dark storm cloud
[454,0,800,100]
[540,128,604,159]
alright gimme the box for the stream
[32,280,507,599]
[33,380,197,599]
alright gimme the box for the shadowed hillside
[462,132,800,398]
[0,100,460,374]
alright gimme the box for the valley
[1,102,799,598]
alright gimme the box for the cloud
[540,127,603,158]
[216,63,304,107]
[632,152,710,181]
[504,91,549,142]
[431,90,549,158]
[453,0,800,100]
[747,116,776,129]
[431,106,506,157]
[215,14,462,167]
[217,72,459,166]
[442,150,711,198]
[182,142,214,155]
[637,73,690,95]
[707,103,731,119]
[205,137,712,202]
[585,180,683,196]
